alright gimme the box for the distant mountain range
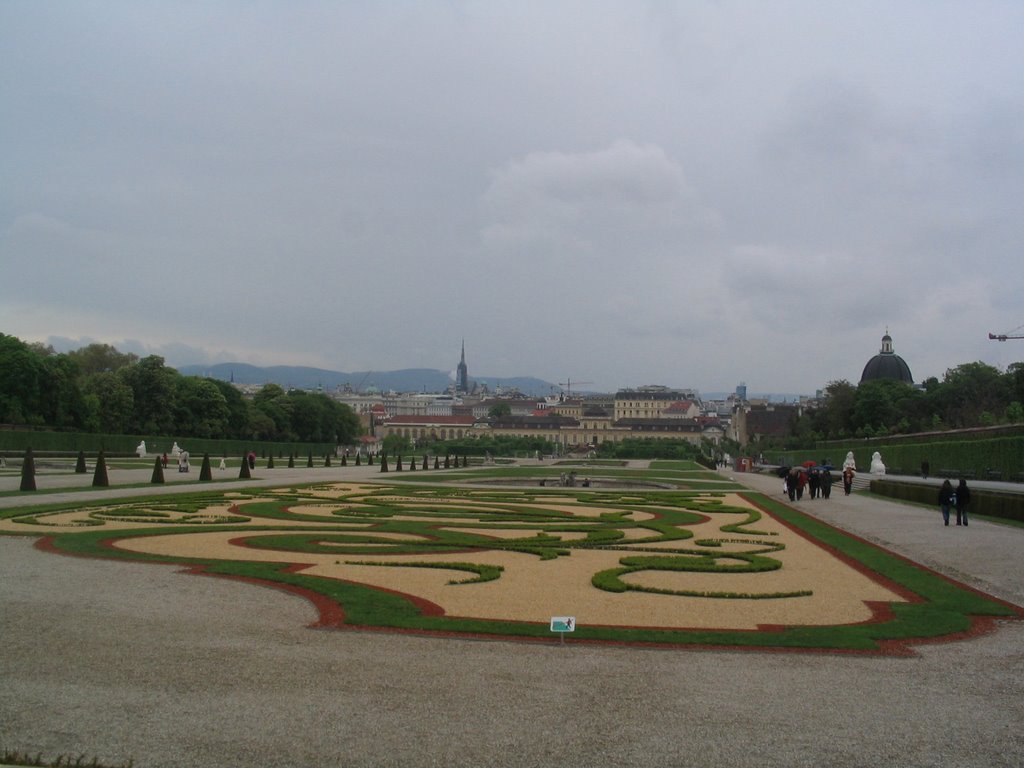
[175,363,559,397]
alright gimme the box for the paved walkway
[2,464,1023,767]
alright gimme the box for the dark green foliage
[307,451,314,468]
[341,454,347,466]
[434,456,440,469]
[151,455,165,484]
[288,453,295,468]
[368,453,374,465]
[423,454,428,470]
[199,453,213,481]
[380,454,389,472]
[596,438,702,460]
[267,454,275,469]
[444,455,450,468]
[92,451,109,487]
[325,454,331,467]
[355,453,361,466]
[435,434,555,457]
[238,453,251,479]
[75,449,87,473]
[20,447,36,492]
[396,455,403,471]
[408,455,415,471]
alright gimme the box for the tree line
[781,361,1024,448]
[0,333,361,445]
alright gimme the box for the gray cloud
[2,1,1022,394]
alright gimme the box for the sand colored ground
[6,481,900,632]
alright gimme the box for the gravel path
[2,467,1023,767]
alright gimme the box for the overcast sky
[2,1,1022,394]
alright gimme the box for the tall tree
[118,356,178,434]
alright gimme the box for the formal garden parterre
[1,462,1019,655]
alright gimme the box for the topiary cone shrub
[422,454,428,470]
[462,455,468,468]
[444,455,450,468]
[267,454,275,469]
[408,455,415,471]
[307,452,314,468]
[380,454,389,472]
[288,453,295,468]
[200,453,213,481]
[325,454,331,467]
[239,453,252,479]
[396,455,403,471]
[20,447,36,492]
[341,454,347,467]
[434,456,440,469]
[92,450,109,487]
[355,453,361,466]
[368,454,374,465]
[75,450,87,474]
[151,455,165,484]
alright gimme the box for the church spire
[456,339,468,393]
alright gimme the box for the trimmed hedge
[775,435,1024,481]
[871,478,1024,523]
[0,428,334,460]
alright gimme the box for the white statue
[171,442,181,458]
[870,451,886,475]
[136,440,146,457]
[843,451,856,470]
[219,457,227,470]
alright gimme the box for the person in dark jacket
[821,469,833,499]
[956,478,971,526]
[938,479,954,526]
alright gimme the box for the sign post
[550,616,576,645]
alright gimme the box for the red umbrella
[801,460,816,468]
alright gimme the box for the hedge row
[773,435,1024,481]
[870,478,1024,523]
[0,428,335,459]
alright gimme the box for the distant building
[860,330,914,385]
[613,386,699,421]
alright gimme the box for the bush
[92,450,109,487]
[20,447,36,492]
[199,453,213,481]
[151,455,165,484]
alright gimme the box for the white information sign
[550,616,575,633]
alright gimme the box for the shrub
[199,453,213,481]
[239,453,252,479]
[20,447,36,492]
[92,450,109,487]
[151,455,165,484]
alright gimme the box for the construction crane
[989,324,1024,341]
[558,379,593,398]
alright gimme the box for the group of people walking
[938,478,971,526]
[784,466,833,501]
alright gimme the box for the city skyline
[3,3,1022,393]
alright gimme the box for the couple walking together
[938,478,971,526]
